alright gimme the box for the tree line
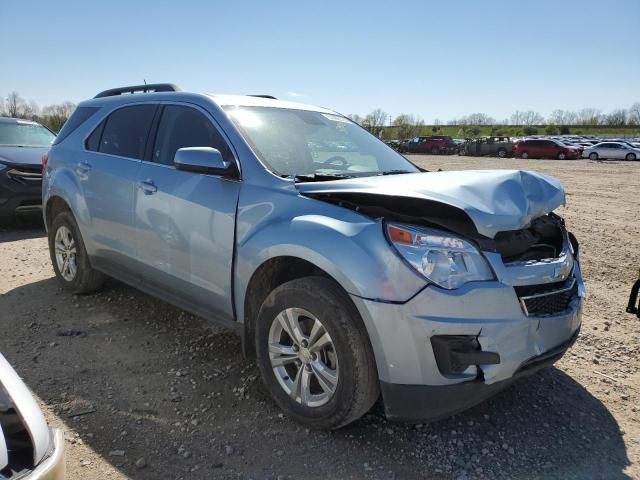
[3,90,639,138]
[350,103,640,139]
[1,92,76,132]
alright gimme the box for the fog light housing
[431,335,500,375]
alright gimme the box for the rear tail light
[41,153,48,174]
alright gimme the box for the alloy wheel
[268,308,339,407]
[54,225,77,281]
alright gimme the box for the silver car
[0,354,65,478]
[582,141,640,161]
[43,84,584,429]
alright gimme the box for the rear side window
[152,105,233,166]
[53,106,101,144]
[98,105,156,159]
[85,120,105,151]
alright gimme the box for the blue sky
[2,0,638,122]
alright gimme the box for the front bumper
[380,329,579,421]
[27,429,65,479]
[0,167,42,218]
[351,255,584,422]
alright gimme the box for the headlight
[386,223,494,289]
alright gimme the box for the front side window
[98,105,156,159]
[225,106,419,178]
[0,121,55,147]
[153,106,232,166]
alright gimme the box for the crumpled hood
[296,170,566,238]
[0,145,49,167]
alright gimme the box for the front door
[134,104,240,321]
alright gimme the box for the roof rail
[94,83,181,99]
[247,94,277,100]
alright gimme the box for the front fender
[234,208,427,323]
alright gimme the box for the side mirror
[174,147,238,179]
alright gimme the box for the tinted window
[85,120,105,151]
[52,106,100,144]
[152,106,233,166]
[98,105,156,159]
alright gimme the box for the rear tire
[497,148,507,158]
[521,152,529,159]
[626,153,636,161]
[48,211,104,294]
[431,147,439,155]
[255,276,379,430]
[589,152,599,160]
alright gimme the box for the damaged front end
[297,170,585,421]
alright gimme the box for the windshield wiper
[287,173,355,182]
[378,169,415,175]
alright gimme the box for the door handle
[137,179,158,195]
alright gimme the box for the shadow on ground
[0,216,45,243]
[1,277,631,480]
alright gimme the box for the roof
[205,94,337,114]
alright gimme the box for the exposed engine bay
[302,191,566,264]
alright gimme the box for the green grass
[381,125,640,140]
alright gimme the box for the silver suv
[43,84,584,429]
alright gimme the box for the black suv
[0,117,55,221]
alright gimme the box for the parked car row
[386,133,640,161]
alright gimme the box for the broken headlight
[386,223,494,289]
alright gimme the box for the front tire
[558,152,567,160]
[48,211,104,294]
[431,147,439,155]
[255,276,379,430]
[521,151,529,159]
[589,152,599,160]
[626,153,636,161]
[497,148,507,158]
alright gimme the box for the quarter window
[98,105,156,159]
[85,120,105,151]
[152,105,232,166]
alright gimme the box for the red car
[400,135,458,155]
[512,139,582,160]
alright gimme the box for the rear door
[81,104,157,278]
[134,103,240,321]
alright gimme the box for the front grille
[515,278,578,316]
[6,168,42,185]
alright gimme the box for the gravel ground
[0,155,639,480]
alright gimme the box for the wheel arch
[242,256,350,359]
[44,195,72,230]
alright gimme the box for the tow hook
[627,269,640,318]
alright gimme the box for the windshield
[0,121,55,147]
[224,106,419,178]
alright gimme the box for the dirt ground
[1,155,639,480]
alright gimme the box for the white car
[583,141,640,161]
[0,354,65,478]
